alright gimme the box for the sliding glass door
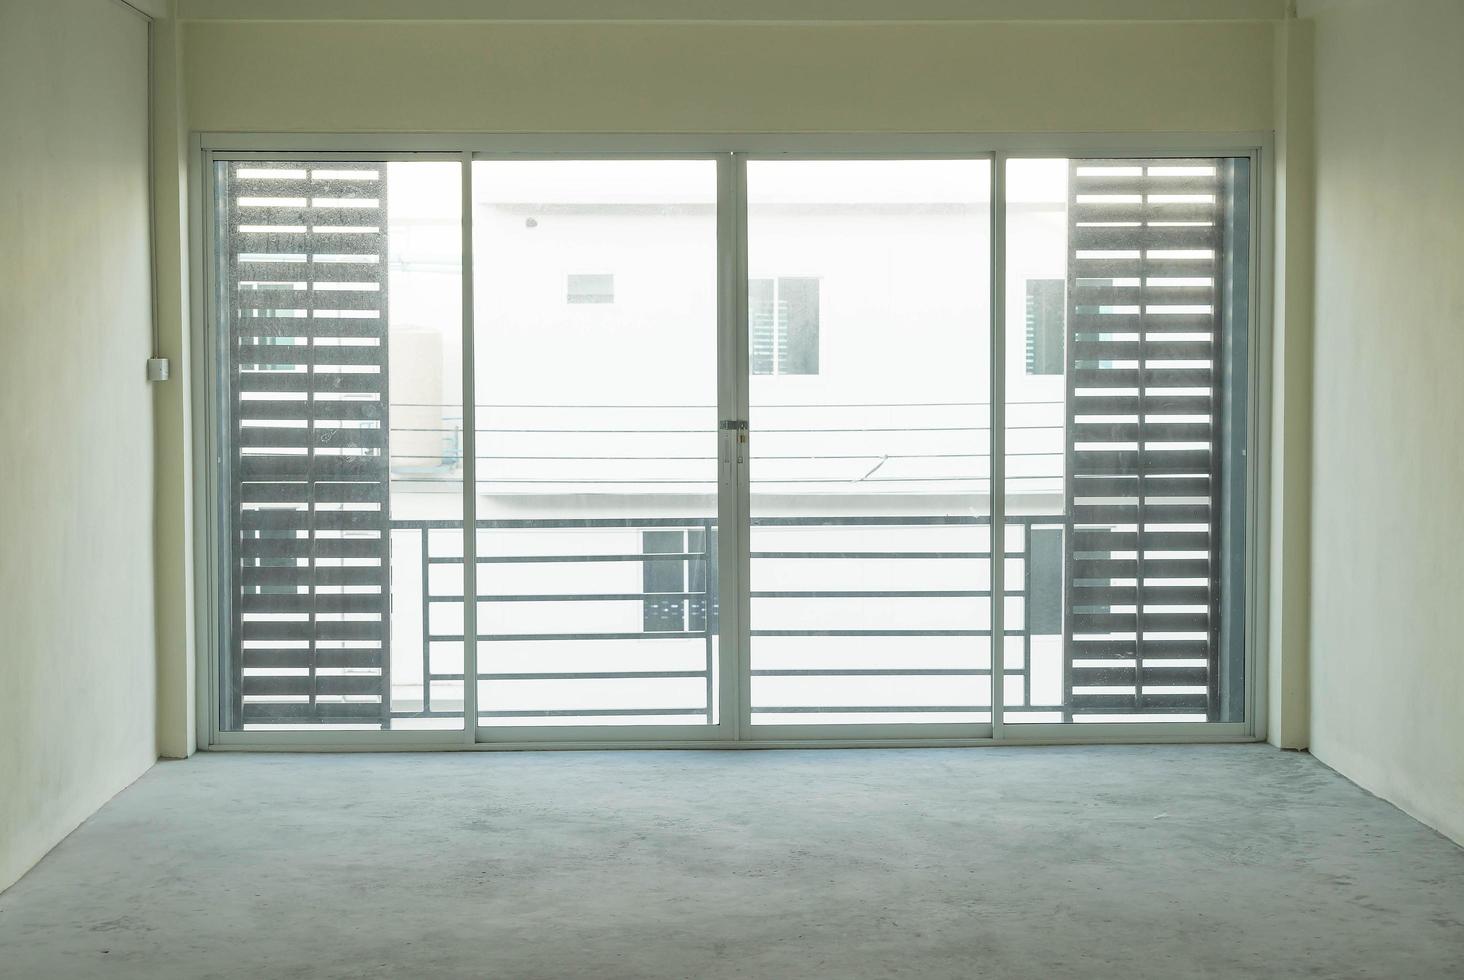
[208,142,1255,744]
[215,158,466,732]
[1001,157,1250,727]
[744,160,994,734]
[470,160,727,735]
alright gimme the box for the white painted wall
[1301,0,1464,845]
[0,0,158,890]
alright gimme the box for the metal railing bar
[390,515,1044,530]
[701,514,716,724]
[478,671,708,681]
[426,672,706,682]
[429,631,712,642]
[454,476,1037,484]
[421,552,710,565]
[385,401,1060,410]
[468,478,722,484]
[748,515,996,526]
[749,705,989,714]
[750,590,989,598]
[751,669,991,677]
[385,449,1054,457]
[428,589,990,602]
[436,668,1023,681]
[441,591,708,603]
[467,552,707,564]
[388,474,1061,482]
[403,517,716,530]
[430,628,1002,641]
[419,526,430,717]
[459,477,986,485]
[470,425,1010,434]
[429,668,993,681]
[478,708,706,717]
[750,551,988,559]
[750,629,992,637]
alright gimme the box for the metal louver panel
[224,162,391,729]
[1064,159,1225,720]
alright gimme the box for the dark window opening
[751,276,819,375]
[567,273,614,304]
[1025,278,1065,375]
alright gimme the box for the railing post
[703,518,716,723]
[420,525,431,719]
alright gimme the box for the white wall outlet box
[146,357,170,382]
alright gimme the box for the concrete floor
[1,747,1461,979]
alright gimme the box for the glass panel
[746,159,993,726]
[1002,157,1250,724]
[472,160,720,727]
[218,160,465,731]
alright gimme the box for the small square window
[567,273,614,304]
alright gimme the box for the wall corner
[152,3,198,760]
[1266,16,1314,750]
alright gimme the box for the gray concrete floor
[1,746,1462,979]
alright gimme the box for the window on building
[567,273,614,304]
[750,276,819,375]
[1025,278,1065,375]
[642,529,712,633]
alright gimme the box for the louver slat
[1064,159,1224,721]
[225,162,391,730]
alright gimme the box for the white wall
[0,0,158,890]
[1302,0,1464,845]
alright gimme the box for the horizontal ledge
[201,133,1271,158]
[177,0,1288,23]
[209,733,1258,751]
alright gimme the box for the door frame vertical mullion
[714,153,737,736]
[723,153,752,739]
[461,152,479,742]
[990,153,1008,740]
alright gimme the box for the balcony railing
[383,513,1068,727]
[233,399,1186,730]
